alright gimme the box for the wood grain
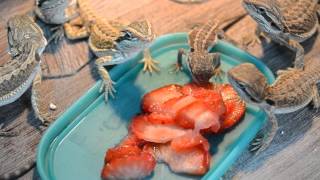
[0,0,320,179]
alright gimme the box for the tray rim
[36,32,275,180]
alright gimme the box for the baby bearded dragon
[242,0,319,69]
[227,62,320,153]
[0,15,48,180]
[34,0,78,42]
[1,15,49,129]
[59,0,157,101]
[175,14,246,84]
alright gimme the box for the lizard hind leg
[249,107,278,154]
[31,68,55,125]
[140,48,159,73]
[96,56,116,102]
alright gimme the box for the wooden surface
[0,0,320,179]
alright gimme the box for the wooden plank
[0,0,320,179]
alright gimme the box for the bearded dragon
[242,0,319,70]
[36,0,158,102]
[227,62,320,153]
[34,0,78,42]
[174,14,246,84]
[0,14,50,180]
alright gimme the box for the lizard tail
[216,11,248,30]
[0,160,35,180]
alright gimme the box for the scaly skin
[0,15,49,180]
[175,14,246,84]
[40,0,158,101]
[227,62,320,153]
[242,0,319,69]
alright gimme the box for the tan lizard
[37,0,158,102]
[227,62,320,153]
[174,14,246,84]
[242,0,319,69]
[0,14,51,180]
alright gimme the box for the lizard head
[188,52,221,84]
[242,0,285,35]
[227,63,268,104]
[7,15,47,56]
[123,20,156,42]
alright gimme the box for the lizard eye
[266,99,275,106]
[190,48,194,52]
[258,7,265,13]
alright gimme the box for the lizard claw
[48,25,65,44]
[0,124,18,137]
[212,68,224,82]
[140,49,160,73]
[249,133,264,153]
[99,78,116,102]
[169,63,183,74]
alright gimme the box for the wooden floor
[1,0,320,179]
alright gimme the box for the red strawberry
[157,95,197,118]
[130,115,188,143]
[148,112,175,125]
[175,101,220,131]
[170,131,210,152]
[147,143,210,175]
[181,83,225,116]
[142,84,183,113]
[101,152,156,180]
[105,145,142,163]
[217,84,246,131]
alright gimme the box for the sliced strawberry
[218,84,246,131]
[130,115,188,143]
[120,134,146,147]
[149,143,210,175]
[171,131,210,152]
[148,112,175,125]
[176,101,220,131]
[142,84,183,113]
[157,95,197,118]
[181,83,225,116]
[101,152,156,180]
[105,145,141,163]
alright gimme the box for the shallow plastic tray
[37,33,275,180]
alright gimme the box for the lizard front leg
[140,48,159,73]
[287,39,305,69]
[241,27,270,48]
[249,107,278,154]
[171,48,186,72]
[96,56,116,102]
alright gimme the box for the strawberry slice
[170,131,210,152]
[130,115,188,143]
[218,84,246,131]
[181,83,225,116]
[175,101,220,131]
[146,143,210,175]
[148,112,175,125]
[101,152,156,180]
[142,84,183,113]
[105,145,142,163]
[156,95,197,118]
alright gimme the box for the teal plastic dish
[37,33,275,180]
